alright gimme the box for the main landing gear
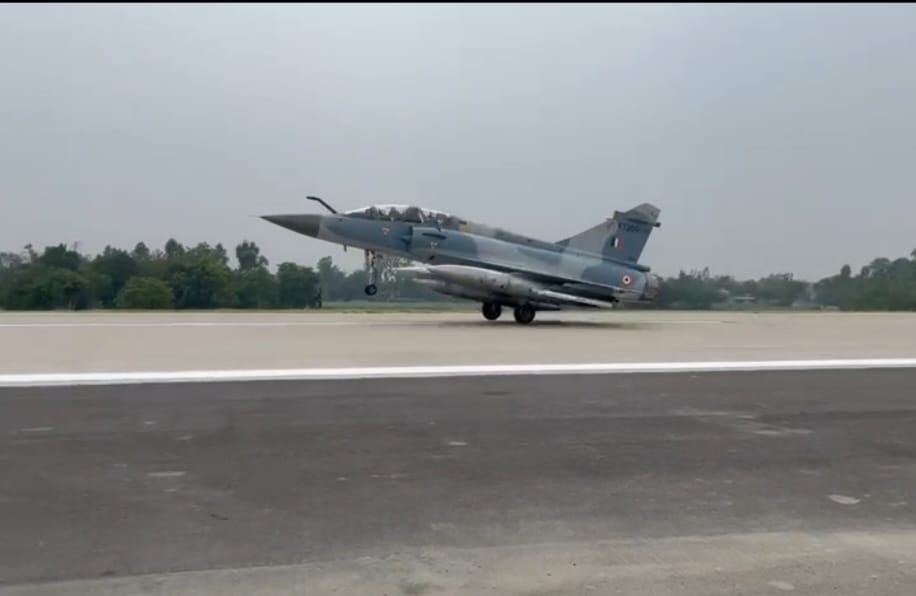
[364,250,379,296]
[482,302,502,320]
[481,301,536,325]
[513,303,536,325]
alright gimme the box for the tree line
[0,240,915,311]
[654,250,916,310]
[0,240,446,311]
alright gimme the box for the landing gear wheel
[365,250,379,294]
[513,304,536,325]
[482,302,502,321]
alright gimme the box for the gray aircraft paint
[262,200,662,318]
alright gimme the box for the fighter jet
[261,196,662,324]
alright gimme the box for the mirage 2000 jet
[261,196,662,324]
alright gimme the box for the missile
[413,278,497,303]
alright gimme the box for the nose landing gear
[364,250,379,296]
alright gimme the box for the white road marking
[828,494,861,505]
[0,318,736,329]
[19,426,54,433]
[0,321,369,328]
[1,358,915,388]
[147,471,186,478]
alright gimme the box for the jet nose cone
[260,214,323,238]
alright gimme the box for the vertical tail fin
[556,203,661,262]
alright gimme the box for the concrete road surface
[1,311,915,373]
[2,369,916,595]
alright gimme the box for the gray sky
[1,3,915,280]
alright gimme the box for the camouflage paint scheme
[261,199,661,323]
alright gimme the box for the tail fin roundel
[556,203,661,263]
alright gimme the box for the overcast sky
[1,3,914,279]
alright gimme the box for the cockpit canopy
[342,204,468,229]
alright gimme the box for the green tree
[232,241,275,308]
[235,267,278,308]
[38,244,82,271]
[656,270,723,309]
[90,246,139,306]
[117,277,175,309]
[0,252,25,308]
[317,256,348,300]
[235,240,269,271]
[214,243,230,267]
[4,267,91,310]
[135,244,168,280]
[169,247,234,309]
[755,273,808,307]
[131,242,151,262]
[164,238,185,260]
[277,262,320,308]
[0,251,24,271]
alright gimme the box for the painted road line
[1,358,916,387]
[0,322,369,328]
[0,319,727,328]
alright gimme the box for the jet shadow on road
[433,319,654,330]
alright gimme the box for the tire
[482,302,502,321]
[513,304,536,324]
[364,284,378,296]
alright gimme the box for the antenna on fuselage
[307,196,338,214]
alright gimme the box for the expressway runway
[2,369,916,595]
[2,311,916,595]
[2,310,916,373]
